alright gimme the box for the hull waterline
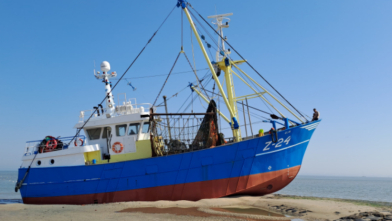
[22,166,300,204]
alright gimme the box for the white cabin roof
[75,98,152,129]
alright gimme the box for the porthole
[267,184,273,190]
[37,160,41,166]
[50,159,55,165]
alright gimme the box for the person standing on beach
[312,108,320,121]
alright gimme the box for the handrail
[24,135,86,156]
[79,102,152,122]
[26,135,86,144]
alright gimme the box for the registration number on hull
[263,136,291,151]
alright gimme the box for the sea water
[0,171,22,203]
[278,175,392,203]
[1,171,391,203]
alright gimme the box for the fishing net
[150,100,221,156]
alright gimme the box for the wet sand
[119,207,280,221]
[0,194,390,221]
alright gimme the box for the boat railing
[23,135,86,156]
[150,113,220,156]
[240,127,286,141]
[115,103,151,116]
[78,103,152,122]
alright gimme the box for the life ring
[45,139,57,152]
[74,138,84,146]
[112,142,124,153]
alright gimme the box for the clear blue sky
[1,0,391,177]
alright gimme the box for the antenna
[93,61,116,117]
[93,60,100,79]
[207,13,233,19]
[208,13,233,62]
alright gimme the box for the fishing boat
[15,0,321,204]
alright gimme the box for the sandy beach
[1,194,391,221]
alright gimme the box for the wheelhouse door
[101,126,112,157]
[123,123,139,153]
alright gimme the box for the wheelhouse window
[116,124,127,137]
[142,123,149,133]
[128,123,140,135]
[86,128,102,140]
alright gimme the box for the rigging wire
[184,26,211,100]
[155,69,210,107]
[158,92,194,138]
[193,23,221,58]
[212,94,268,121]
[187,13,223,63]
[153,52,182,106]
[171,70,211,112]
[156,70,211,137]
[202,88,273,118]
[68,5,177,146]
[195,77,213,109]
[181,9,184,48]
[237,105,267,120]
[232,65,275,115]
[190,26,197,84]
[159,87,202,138]
[188,6,307,120]
[218,88,222,132]
[221,119,265,131]
[190,13,220,51]
[183,52,211,100]
[112,69,209,80]
[188,26,212,100]
[155,85,190,107]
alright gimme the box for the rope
[183,52,211,100]
[181,10,184,47]
[189,6,307,120]
[190,27,198,86]
[190,11,220,52]
[159,75,211,138]
[115,69,208,80]
[203,88,273,117]
[15,150,39,192]
[153,52,181,106]
[155,69,210,107]
[233,65,275,114]
[68,5,176,146]
[191,18,221,59]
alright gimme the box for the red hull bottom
[23,165,301,204]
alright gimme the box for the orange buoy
[45,138,57,152]
[74,138,84,146]
[112,142,124,153]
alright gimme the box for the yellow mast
[182,6,241,141]
[179,0,306,140]
[218,58,241,140]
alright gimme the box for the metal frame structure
[179,0,305,141]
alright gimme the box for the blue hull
[18,121,320,204]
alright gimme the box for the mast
[208,13,243,140]
[207,13,232,62]
[94,61,117,117]
[180,1,241,141]
[180,0,306,142]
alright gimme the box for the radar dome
[100,61,111,72]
